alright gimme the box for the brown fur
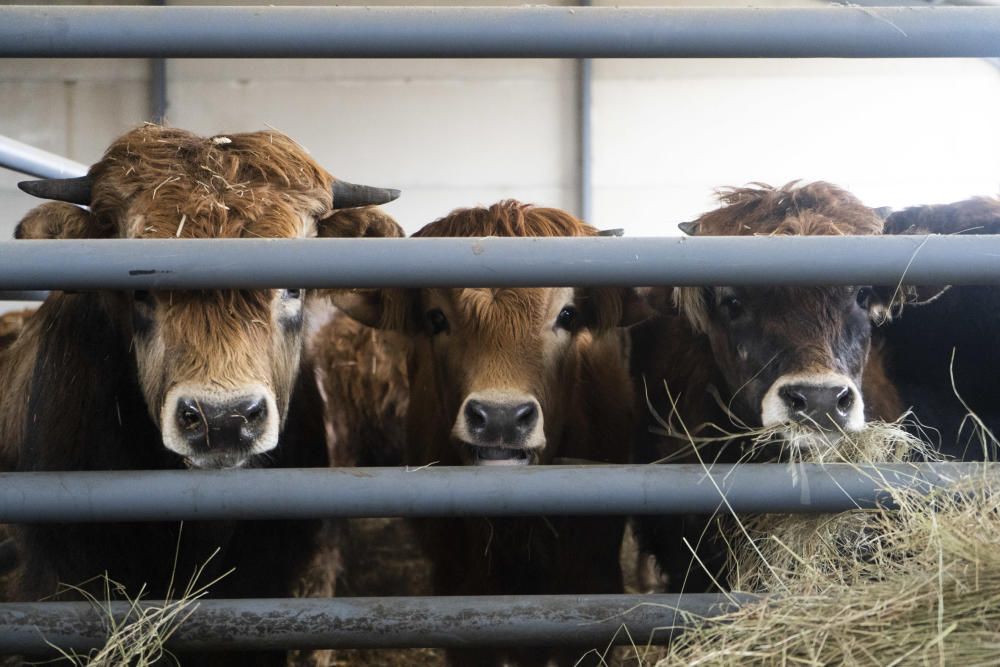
[0,309,33,353]
[631,182,903,594]
[0,125,394,666]
[334,201,638,667]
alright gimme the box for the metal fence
[1,3,999,656]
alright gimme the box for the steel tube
[0,136,87,180]
[0,464,990,522]
[0,594,749,652]
[0,291,47,302]
[0,235,998,290]
[2,6,1000,59]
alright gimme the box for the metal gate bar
[0,464,988,522]
[0,594,750,652]
[1,235,999,290]
[2,6,1000,59]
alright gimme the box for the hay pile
[655,423,1000,666]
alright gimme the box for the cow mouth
[467,445,532,466]
[183,452,251,470]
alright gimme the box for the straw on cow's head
[16,124,401,469]
[335,200,645,466]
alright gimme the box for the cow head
[671,182,886,445]
[17,125,400,468]
[335,200,642,466]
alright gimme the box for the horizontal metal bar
[0,236,998,290]
[0,291,47,302]
[0,594,749,652]
[0,464,990,522]
[0,136,87,180]
[2,6,1000,58]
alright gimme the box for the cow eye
[425,308,449,335]
[855,286,873,309]
[720,294,744,319]
[283,289,302,300]
[555,306,579,332]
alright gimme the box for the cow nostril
[779,386,807,412]
[836,386,854,414]
[514,402,538,428]
[242,398,268,425]
[176,399,204,430]
[464,401,489,433]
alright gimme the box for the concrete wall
[1,1,999,314]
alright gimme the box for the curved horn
[678,221,699,236]
[18,176,92,205]
[331,179,400,210]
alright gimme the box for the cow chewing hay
[648,427,1000,667]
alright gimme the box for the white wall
[2,1,999,314]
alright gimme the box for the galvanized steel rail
[0,235,999,290]
[2,6,1000,59]
[0,594,751,653]
[0,464,989,523]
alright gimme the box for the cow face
[672,182,887,446]
[17,126,399,468]
[676,284,876,438]
[333,200,642,466]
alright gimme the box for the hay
[44,547,231,667]
[654,429,1000,666]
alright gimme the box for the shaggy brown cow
[630,182,903,593]
[878,197,1000,460]
[0,125,398,666]
[333,200,642,667]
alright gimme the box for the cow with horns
[877,197,1000,460]
[629,181,903,593]
[332,200,644,667]
[0,125,399,666]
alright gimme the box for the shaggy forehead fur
[88,124,333,239]
[413,200,597,337]
[414,199,597,240]
[695,181,883,237]
[678,182,883,330]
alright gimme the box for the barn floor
[330,517,656,667]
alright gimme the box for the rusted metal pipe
[0,594,751,653]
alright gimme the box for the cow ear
[578,287,653,332]
[315,205,404,239]
[14,202,111,240]
[330,288,414,332]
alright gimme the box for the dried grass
[652,420,1000,667]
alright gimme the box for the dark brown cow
[333,200,642,667]
[878,197,1000,460]
[630,182,903,593]
[0,125,398,666]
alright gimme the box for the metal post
[2,7,1000,58]
[0,594,750,653]
[148,0,168,124]
[0,136,87,180]
[0,235,999,290]
[0,464,990,522]
[576,0,593,223]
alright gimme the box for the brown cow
[630,182,903,593]
[878,197,1000,460]
[0,125,398,666]
[333,200,643,667]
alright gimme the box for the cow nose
[778,384,856,430]
[174,396,269,452]
[463,399,539,446]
